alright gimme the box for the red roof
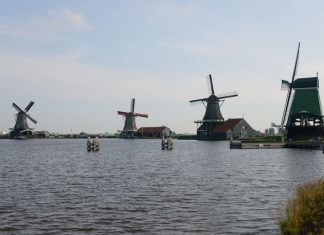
[213,118,242,132]
[136,126,167,134]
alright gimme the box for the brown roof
[136,126,167,134]
[213,118,242,132]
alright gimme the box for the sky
[1,0,324,134]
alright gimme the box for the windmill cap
[293,77,318,88]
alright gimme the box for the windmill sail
[281,80,290,90]
[26,113,37,124]
[12,102,23,112]
[24,101,34,112]
[217,91,238,99]
[131,98,135,113]
[281,42,300,128]
[206,74,215,95]
[189,98,208,104]
[134,113,149,118]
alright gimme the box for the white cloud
[0,8,92,42]
[0,54,202,102]
[0,24,26,36]
[0,24,55,41]
[29,8,93,32]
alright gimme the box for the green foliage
[175,134,197,140]
[264,135,283,141]
[279,179,324,234]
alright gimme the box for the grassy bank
[279,179,324,234]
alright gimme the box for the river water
[0,139,323,234]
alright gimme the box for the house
[135,126,171,138]
[212,118,256,140]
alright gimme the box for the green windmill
[281,43,324,140]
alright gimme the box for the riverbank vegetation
[279,179,324,234]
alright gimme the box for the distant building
[268,127,275,136]
[135,126,171,138]
[211,118,256,140]
[33,131,49,138]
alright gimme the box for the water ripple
[0,139,323,233]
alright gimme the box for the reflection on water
[0,139,323,234]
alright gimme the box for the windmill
[190,74,238,139]
[280,42,323,139]
[9,101,37,139]
[117,98,148,138]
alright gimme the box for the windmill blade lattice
[131,98,135,113]
[281,80,290,90]
[26,113,37,124]
[117,111,128,116]
[206,74,215,95]
[189,97,208,104]
[24,101,35,112]
[12,102,24,113]
[281,42,300,127]
[134,113,149,118]
[217,91,238,99]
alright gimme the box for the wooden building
[135,126,171,138]
[211,118,256,140]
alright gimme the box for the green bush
[279,179,324,234]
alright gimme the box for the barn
[211,118,256,140]
[135,126,171,138]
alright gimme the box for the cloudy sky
[1,0,324,134]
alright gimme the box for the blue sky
[1,0,324,134]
